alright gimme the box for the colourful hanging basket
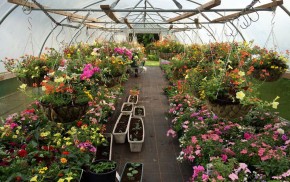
[252,68,284,82]
[206,99,252,119]
[18,76,44,87]
[40,102,88,123]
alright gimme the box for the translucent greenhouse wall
[1,0,290,72]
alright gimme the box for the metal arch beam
[201,25,217,41]
[0,4,18,26]
[38,0,105,56]
[68,25,85,46]
[215,12,246,41]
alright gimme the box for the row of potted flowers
[160,41,289,181]
[0,42,146,181]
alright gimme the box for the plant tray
[133,106,145,118]
[121,102,134,113]
[113,113,132,143]
[128,117,144,152]
[127,95,139,105]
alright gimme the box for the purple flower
[282,134,288,141]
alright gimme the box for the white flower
[185,74,189,79]
[236,91,245,100]
[277,128,285,135]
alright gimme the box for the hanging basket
[252,68,284,82]
[18,76,44,87]
[206,99,252,119]
[40,102,88,123]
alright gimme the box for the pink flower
[191,136,198,144]
[228,173,239,181]
[221,154,228,162]
[258,148,266,157]
[244,132,252,140]
[239,163,248,170]
[217,175,224,180]
[195,150,201,156]
[166,129,176,138]
[202,174,209,181]
[240,149,248,154]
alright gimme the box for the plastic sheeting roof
[1,0,290,72]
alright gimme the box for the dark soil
[134,108,144,116]
[115,115,130,133]
[120,163,143,182]
[129,95,138,103]
[95,136,111,160]
[122,104,133,112]
[128,118,143,141]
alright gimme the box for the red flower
[15,176,22,181]
[62,151,70,155]
[18,149,28,157]
[77,121,83,127]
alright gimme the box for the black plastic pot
[80,160,117,182]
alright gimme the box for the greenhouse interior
[1,0,290,181]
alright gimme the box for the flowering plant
[250,48,289,81]
[38,62,100,107]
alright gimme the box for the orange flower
[60,157,67,164]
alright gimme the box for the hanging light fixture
[172,0,182,9]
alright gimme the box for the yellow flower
[272,96,280,109]
[236,91,245,100]
[60,158,67,164]
[57,179,65,182]
[54,133,61,137]
[66,142,72,146]
[41,86,46,91]
[65,177,73,182]
[238,71,245,76]
[63,137,70,141]
[54,77,65,83]
[272,101,279,109]
[30,175,38,182]
[84,90,93,100]
[19,84,27,90]
[185,74,189,79]
[12,135,17,138]
[228,65,233,69]
[40,131,50,137]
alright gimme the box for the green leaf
[132,170,138,174]
[127,173,133,177]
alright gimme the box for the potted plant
[39,63,100,123]
[95,133,113,160]
[127,117,144,152]
[80,159,117,182]
[251,50,289,82]
[1,55,51,87]
[113,113,132,143]
[120,162,143,182]
[128,95,138,105]
[133,106,145,117]
[121,102,134,113]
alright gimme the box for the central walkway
[108,67,192,182]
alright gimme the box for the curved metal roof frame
[1,0,290,49]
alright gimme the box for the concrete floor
[107,67,192,182]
